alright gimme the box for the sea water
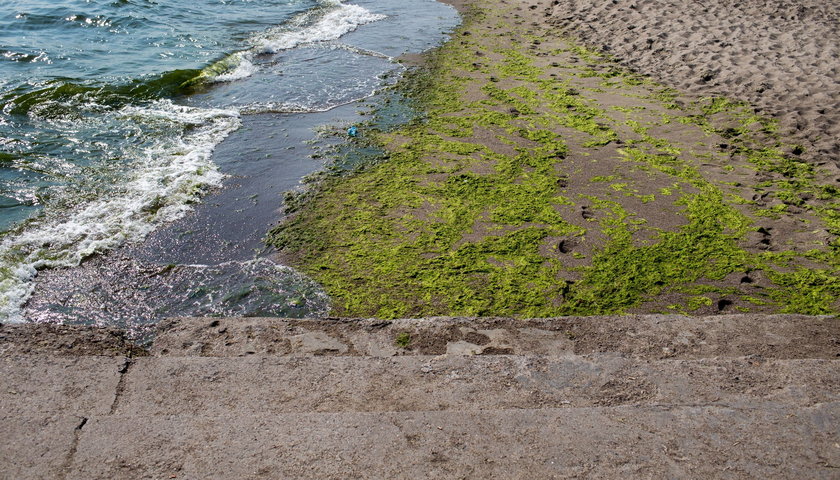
[0,0,460,328]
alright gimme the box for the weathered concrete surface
[0,322,145,357]
[1,315,839,479]
[0,415,85,480]
[153,314,840,359]
[68,405,840,479]
[1,356,128,415]
[116,356,838,415]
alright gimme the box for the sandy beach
[268,0,839,317]
[549,0,840,167]
[2,2,839,476]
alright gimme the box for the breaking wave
[193,1,387,85]
[0,101,240,321]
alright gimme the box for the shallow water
[1,0,460,327]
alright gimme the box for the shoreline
[269,0,839,317]
[15,0,462,327]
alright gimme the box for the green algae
[395,332,411,348]
[267,2,839,317]
[766,267,840,314]
[556,189,753,314]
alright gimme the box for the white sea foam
[237,101,334,114]
[212,53,257,83]
[202,1,387,84]
[256,3,387,54]
[0,100,240,322]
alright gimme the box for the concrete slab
[1,315,837,479]
[151,314,840,359]
[0,323,144,357]
[1,356,128,416]
[114,355,840,415]
[67,404,840,479]
[0,414,84,480]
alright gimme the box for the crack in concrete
[57,416,88,480]
[109,358,134,415]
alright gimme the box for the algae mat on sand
[268,1,840,318]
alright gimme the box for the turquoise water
[0,0,460,322]
[2,0,305,230]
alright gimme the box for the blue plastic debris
[347,126,358,137]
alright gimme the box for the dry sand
[548,0,840,166]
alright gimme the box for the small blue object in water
[347,126,358,137]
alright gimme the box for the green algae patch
[767,267,840,315]
[268,0,839,317]
[558,189,753,314]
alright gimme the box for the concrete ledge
[0,322,146,357]
[114,355,839,415]
[66,404,840,479]
[1,356,128,416]
[0,415,83,480]
[152,314,840,359]
[2,315,838,479]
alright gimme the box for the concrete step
[153,314,840,359]
[6,404,835,479]
[4,354,837,417]
[2,316,838,479]
[1,355,127,416]
[113,355,839,415]
[0,322,144,357]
